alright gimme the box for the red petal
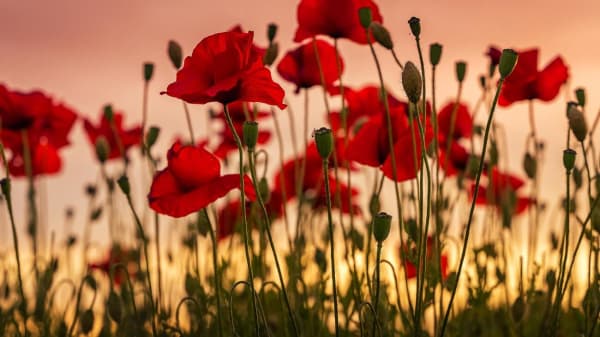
[535,56,568,102]
[167,141,221,189]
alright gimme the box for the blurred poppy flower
[83,110,142,161]
[438,141,470,178]
[486,46,502,67]
[8,142,61,177]
[216,199,255,242]
[88,244,139,286]
[402,236,448,279]
[148,141,256,218]
[437,102,473,177]
[277,39,343,93]
[472,168,533,216]
[294,0,383,44]
[165,31,286,109]
[498,48,569,106]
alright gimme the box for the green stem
[372,243,383,337]
[323,158,340,337]
[203,209,223,337]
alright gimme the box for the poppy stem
[182,102,195,144]
[322,157,340,337]
[223,104,261,337]
[21,130,40,280]
[248,149,300,337]
[439,77,506,337]
[202,208,223,337]
[372,242,383,337]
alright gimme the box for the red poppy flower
[438,141,470,178]
[277,39,343,93]
[402,237,448,280]
[437,102,472,142]
[229,25,266,61]
[8,142,61,177]
[294,0,383,44]
[472,168,533,215]
[498,49,569,107]
[165,31,286,109]
[486,46,502,67]
[82,110,142,161]
[216,199,255,242]
[148,141,256,218]
[0,84,50,131]
[88,244,139,286]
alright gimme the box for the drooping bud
[402,61,422,104]
[563,149,576,172]
[408,17,421,38]
[370,23,393,49]
[145,126,160,149]
[314,127,333,160]
[143,62,154,82]
[523,152,537,179]
[429,43,442,66]
[575,87,586,107]
[373,212,392,243]
[103,104,114,122]
[358,7,373,29]
[168,40,183,69]
[117,175,131,195]
[107,291,122,323]
[479,75,486,89]
[498,49,518,79]
[567,104,587,142]
[79,309,94,335]
[95,136,110,163]
[243,121,259,151]
[258,177,270,202]
[369,194,380,217]
[267,23,278,43]
[263,42,279,66]
[0,178,10,197]
[455,61,467,83]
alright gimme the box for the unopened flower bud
[358,7,373,29]
[263,43,279,66]
[79,309,94,335]
[408,17,421,38]
[0,178,10,197]
[107,291,122,323]
[314,127,333,160]
[168,40,183,69]
[523,152,537,179]
[103,104,114,122]
[145,126,160,149]
[117,175,131,195]
[575,88,586,107]
[455,61,467,83]
[498,49,518,79]
[429,43,442,66]
[143,62,154,82]
[402,61,422,104]
[369,194,380,216]
[243,121,259,150]
[95,137,110,163]
[267,23,278,43]
[373,212,392,243]
[563,149,576,172]
[567,104,587,142]
[479,75,486,89]
[370,23,393,49]
[258,177,270,202]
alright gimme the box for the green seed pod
[117,175,131,195]
[267,23,278,43]
[429,43,442,66]
[563,149,576,172]
[243,121,259,150]
[79,309,94,335]
[370,23,393,49]
[95,136,110,163]
[369,194,380,217]
[145,126,160,149]
[314,127,333,160]
[498,49,518,79]
[107,291,122,323]
[567,104,587,142]
[373,212,392,243]
[408,17,421,38]
[402,61,422,104]
[358,7,373,29]
[455,61,467,83]
[143,62,154,82]
[168,40,183,69]
[575,87,586,107]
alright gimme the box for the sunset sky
[1,0,599,248]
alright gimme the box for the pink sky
[1,0,599,247]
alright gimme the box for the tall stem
[203,209,223,337]
[322,158,340,337]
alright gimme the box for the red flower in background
[277,39,344,93]
[83,110,142,161]
[486,46,502,67]
[472,168,533,215]
[216,199,255,242]
[8,142,61,177]
[148,141,256,218]
[402,236,448,279]
[88,244,139,286]
[294,0,383,44]
[498,48,569,106]
[437,102,473,177]
[165,31,286,109]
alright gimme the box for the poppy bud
[145,126,160,149]
[243,121,259,151]
[523,152,537,179]
[479,75,486,89]
[168,40,183,69]
[408,17,421,38]
[369,194,380,217]
[402,61,422,104]
[79,309,94,335]
[117,175,131,195]
[258,177,270,202]
[498,49,518,79]
[429,43,442,66]
[263,42,279,66]
[267,23,278,43]
[143,62,154,82]
[358,7,373,29]
[0,178,10,197]
[107,291,122,323]
[85,184,97,197]
[373,211,392,243]
[575,87,586,107]
[95,137,110,163]
[103,104,114,122]
[314,127,333,160]
[563,149,576,172]
[567,104,587,142]
[455,61,467,83]
[370,23,393,49]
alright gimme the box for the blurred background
[1,0,599,252]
